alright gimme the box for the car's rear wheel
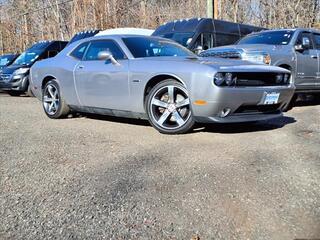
[146,80,195,134]
[42,80,70,119]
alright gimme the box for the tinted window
[123,37,195,58]
[84,40,125,61]
[214,20,240,35]
[162,32,194,47]
[238,30,294,45]
[193,33,214,50]
[0,55,14,66]
[296,32,314,48]
[70,42,89,60]
[313,33,320,49]
[215,33,240,46]
[13,50,42,65]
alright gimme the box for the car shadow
[192,116,296,134]
[294,94,320,108]
[76,112,151,127]
[78,112,296,134]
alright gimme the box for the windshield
[0,56,14,66]
[238,30,294,45]
[12,50,41,66]
[122,37,195,58]
[162,32,194,47]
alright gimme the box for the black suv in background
[152,18,266,53]
[0,54,19,70]
[0,41,67,96]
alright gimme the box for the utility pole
[207,0,218,19]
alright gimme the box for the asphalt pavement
[0,92,319,239]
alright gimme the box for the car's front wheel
[146,80,195,134]
[42,80,70,119]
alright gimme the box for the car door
[312,32,320,86]
[294,32,318,87]
[74,39,130,110]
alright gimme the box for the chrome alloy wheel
[43,84,60,115]
[150,85,191,130]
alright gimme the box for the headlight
[283,74,290,84]
[13,68,29,76]
[214,72,236,87]
[242,52,271,65]
[214,73,225,86]
[225,73,235,86]
[275,74,283,84]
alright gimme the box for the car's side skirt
[69,105,148,120]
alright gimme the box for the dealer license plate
[263,92,280,105]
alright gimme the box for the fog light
[220,108,231,118]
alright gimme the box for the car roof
[74,34,169,43]
[250,28,320,34]
[96,28,154,36]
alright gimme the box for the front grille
[201,50,241,59]
[234,104,281,115]
[234,72,289,87]
[0,74,11,82]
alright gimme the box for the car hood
[207,44,287,53]
[143,56,290,73]
[0,65,30,75]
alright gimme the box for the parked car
[0,54,19,70]
[30,35,294,134]
[0,41,67,96]
[67,28,153,46]
[200,28,320,103]
[152,18,266,53]
[67,30,101,46]
[96,28,154,37]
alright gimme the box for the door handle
[310,55,318,59]
[77,65,84,69]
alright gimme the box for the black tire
[42,80,70,119]
[313,93,320,103]
[7,91,23,96]
[146,79,195,134]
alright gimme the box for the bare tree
[0,0,319,54]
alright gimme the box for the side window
[313,33,320,50]
[84,40,125,61]
[193,33,214,50]
[215,33,240,47]
[48,50,58,58]
[202,33,213,50]
[296,32,314,49]
[70,42,89,60]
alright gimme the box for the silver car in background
[30,35,295,134]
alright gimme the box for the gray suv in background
[200,29,320,102]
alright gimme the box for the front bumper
[0,75,26,91]
[191,84,295,123]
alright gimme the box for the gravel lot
[0,92,319,240]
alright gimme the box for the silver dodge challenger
[30,35,295,134]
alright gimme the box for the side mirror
[186,38,193,46]
[294,44,304,51]
[97,51,120,65]
[295,37,311,52]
